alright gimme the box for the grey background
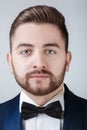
[0,0,87,103]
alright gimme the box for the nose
[33,52,46,69]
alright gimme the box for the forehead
[12,23,65,48]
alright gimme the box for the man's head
[7,5,71,97]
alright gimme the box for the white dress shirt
[20,89,64,130]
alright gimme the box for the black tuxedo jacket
[0,85,87,130]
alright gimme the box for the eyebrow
[43,43,60,48]
[16,43,34,50]
[16,42,60,50]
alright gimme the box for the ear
[6,53,13,73]
[65,51,72,72]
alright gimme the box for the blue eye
[46,50,56,55]
[21,50,31,55]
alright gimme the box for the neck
[22,83,64,106]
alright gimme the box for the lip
[30,75,49,79]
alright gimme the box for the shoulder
[64,84,87,110]
[64,84,87,128]
[0,94,20,127]
[0,94,20,114]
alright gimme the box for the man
[0,5,87,130]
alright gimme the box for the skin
[7,23,71,106]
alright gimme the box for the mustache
[25,69,53,79]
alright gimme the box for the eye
[46,49,56,55]
[21,50,31,56]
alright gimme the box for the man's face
[7,23,71,96]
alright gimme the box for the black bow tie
[21,101,62,120]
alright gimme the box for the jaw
[22,82,64,106]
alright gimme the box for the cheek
[12,55,36,77]
[12,58,26,77]
[49,59,66,76]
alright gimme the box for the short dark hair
[10,5,69,52]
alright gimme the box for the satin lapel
[4,94,22,130]
[63,84,83,130]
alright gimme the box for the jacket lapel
[4,94,22,130]
[63,84,83,130]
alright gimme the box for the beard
[12,65,66,96]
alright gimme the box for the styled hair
[10,5,69,52]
